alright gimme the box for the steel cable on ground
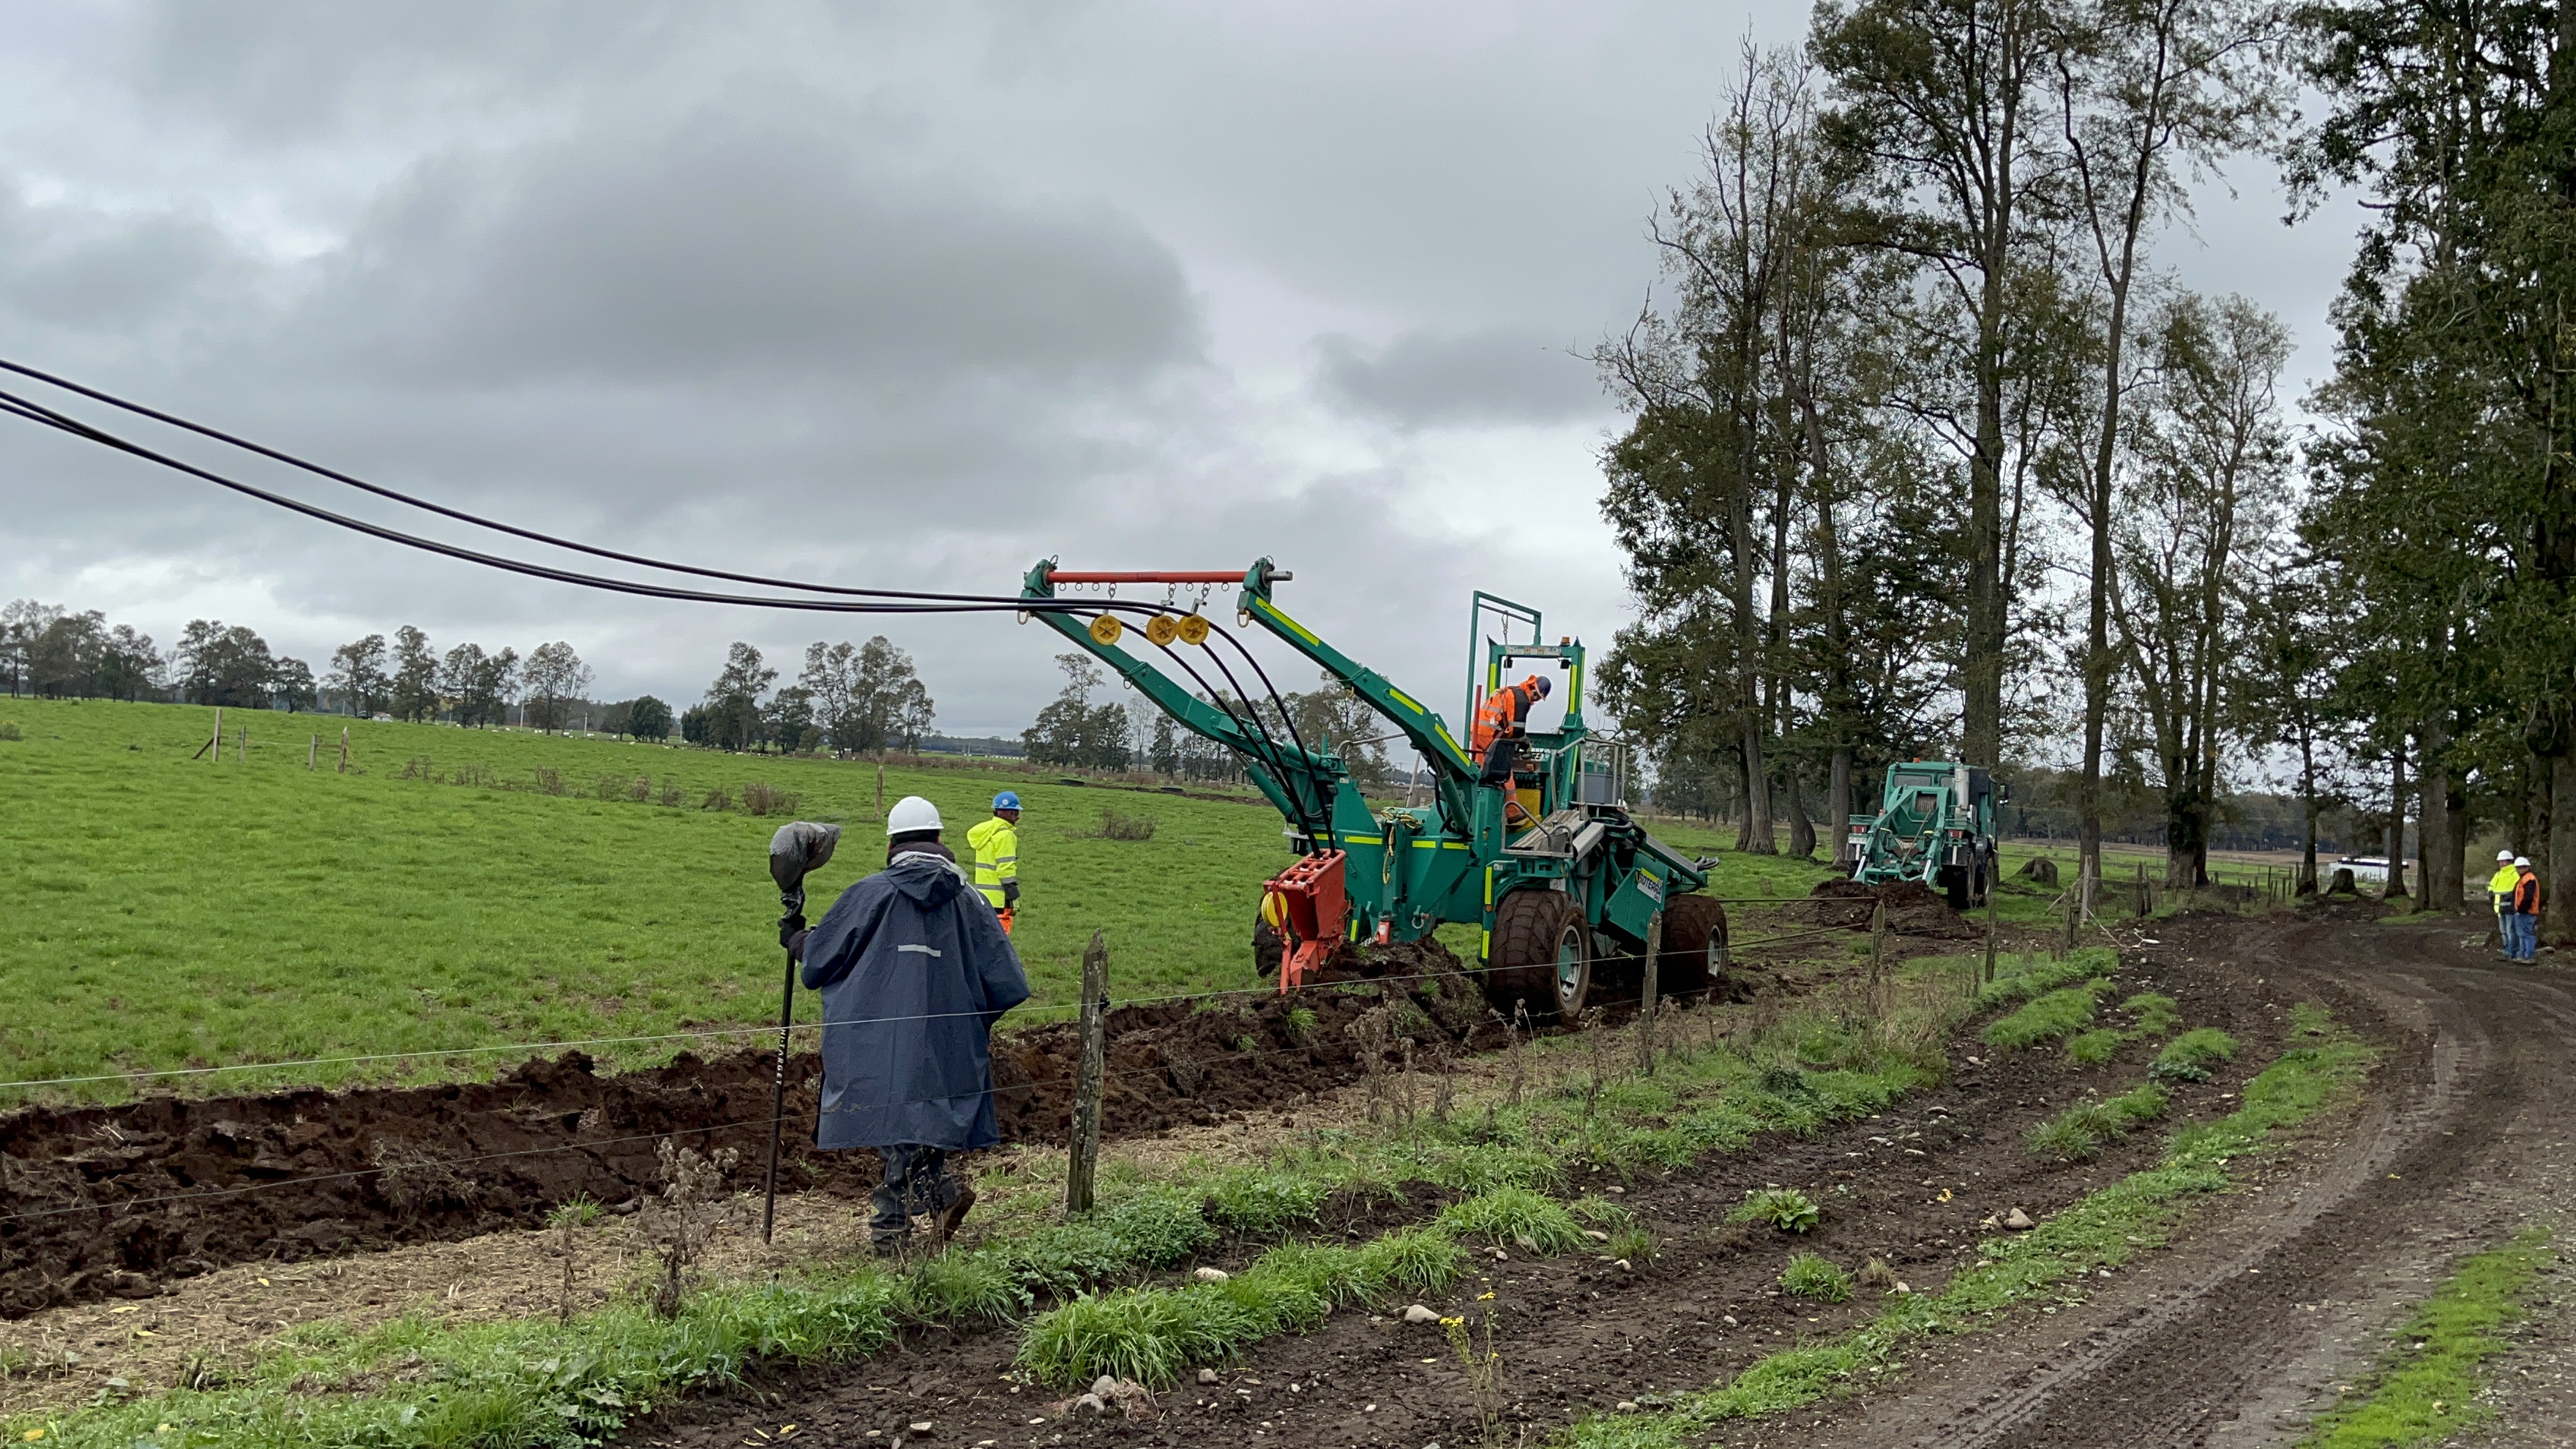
[0,917,1860,1097]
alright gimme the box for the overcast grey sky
[0,1,2362,735]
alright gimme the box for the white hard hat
[2515,855,2533,868]
[886,795,943,836]
[2501,849,2517,861]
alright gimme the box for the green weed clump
[0,721,20,741]
[899,1251,1027,1323]
[2026,1083,2168,1161]
[2122,992,2181,1036]
[1435,1186,1587,1253]
[1016,1224,1467,1388]
[1607,1226,1658,1264]
[1203,1169,1328,1235]
[2151,1028,2239,1082]
[1974,949,2118,1008]
[1780,1252,1853,1302]
[1017,1283,1263,1389]
[2067,1028,2122,1066]
[1983,982,2111,1049]
[1730,1187,1821,1234]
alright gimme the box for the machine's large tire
[1656,893,1729,1001]
[1484,889,1591,1022]
[1941,864,1970,912]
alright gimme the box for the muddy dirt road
[622,907,2576,1449]
[1777,906,2576,1449]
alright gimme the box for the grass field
[0,698,1846,1102]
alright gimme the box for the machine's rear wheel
[1941,864,1969,911]
[1485,889,1590,1022]
[1656,893,1729,1000]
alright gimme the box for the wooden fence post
[1066,930,1109,1215]
[237,726,247,763]
[308,735,318,770]
[876,760,886,822]
[1867,900,1887,1011]
[1982,864,2000,984]
[338,725,351,774]
[210,707,222,763]
[1636,910,1661,1077]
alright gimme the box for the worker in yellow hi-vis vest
[966,791,1022,934]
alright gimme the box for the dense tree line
[1,598,662,738]
[1599,5,2316,898]
[679,637,936,755]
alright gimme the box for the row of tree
[1,601,327,711]
[1,600,673,736]
[321,629,602,731]
[679,638,938,755]
[1593,0,2403,902]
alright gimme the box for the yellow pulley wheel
[1176,613,1212,645]
[1145,614,1180,646]
[1088,614,1125,645]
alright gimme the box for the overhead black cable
[0,361,1343,831]
[0,358,1080,610]
[0,383,1111,618]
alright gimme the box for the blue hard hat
[993,791,1022,811]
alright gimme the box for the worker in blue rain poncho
[781,795,1030,1254]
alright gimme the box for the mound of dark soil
[1783,877,1981,939]
[0,940,1502,1318]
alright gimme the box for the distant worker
[967,792,1023,935]
[782,795,1030,1256]
[2509,855,2542,964]
[2490,848,2520,954]
[1470,673,1553,786]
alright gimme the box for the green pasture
[0,698,1843,1101]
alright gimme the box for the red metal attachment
[1046,569,1251,585]
[1262,849,1349,992]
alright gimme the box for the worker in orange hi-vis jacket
[1470,674,1552,825]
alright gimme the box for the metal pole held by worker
[761,821,842,1244]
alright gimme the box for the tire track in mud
[1796,911,2576,1449]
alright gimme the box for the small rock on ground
[1403,1303,1442,1324]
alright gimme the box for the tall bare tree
[2056,0,2282,907]
[2111,293,2292,884]
[1814,0,2070,772]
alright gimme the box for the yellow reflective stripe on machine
[1483,866,1493,906]
[1480,929,1491,961]
[1434,723,1464,758]
[1253,596,1320,646]
[1408,839,1473,850]
[1388,688,1424,714]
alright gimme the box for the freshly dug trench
[0,940,1508,1318]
